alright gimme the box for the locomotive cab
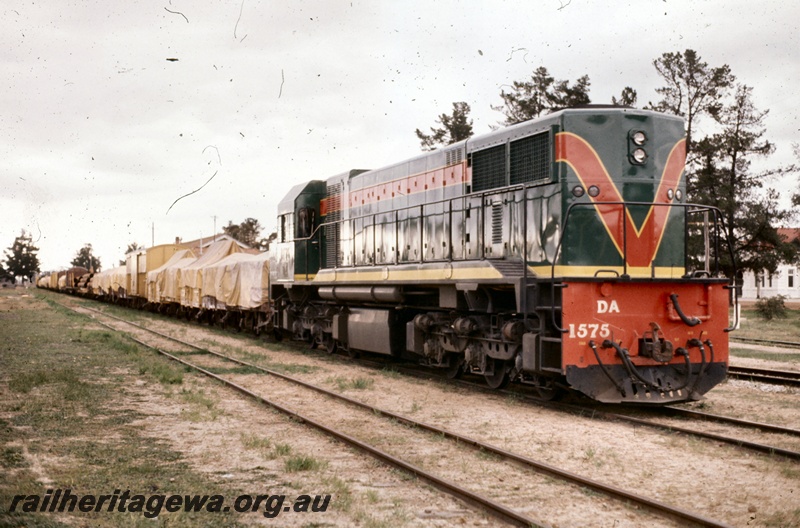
[270,180,326,287]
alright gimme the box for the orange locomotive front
[560,280,730,403]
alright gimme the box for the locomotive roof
[328,107,682,186]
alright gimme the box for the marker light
[632,148,647,164]
[588,185,600,197]
[572,185,585,197]
[632,131,647,146]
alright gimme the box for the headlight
[676,189,683,201]
[667,188,675,200]
[572,185,585,197]
[588,185,600,197]
[632,131,647,146]
[632,148,647,164]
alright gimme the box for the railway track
[392,366,800,461]
[727,365,800,387]
[730,336,800,349]
[63,300,734,528]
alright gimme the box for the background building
[740,228,800,300]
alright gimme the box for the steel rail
[727,366,800,387]
[73,308,545,528]
[730,336,800,349]
[73,303,733,528]
[656,406,800,437]
[349,361,800,462]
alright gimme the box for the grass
[284,455,327,473]
[729,349,800,364]
[1,290,247,527]
[240,433,272,451]
[734,306,800,342]
[328,376,375,391]
[273,443,292,456]
[178,388,223,421]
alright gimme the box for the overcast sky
[2,0,798,271]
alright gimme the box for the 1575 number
[567,323,610,339]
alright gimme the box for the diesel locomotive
[38,106,737,404]
[269,107,736,403]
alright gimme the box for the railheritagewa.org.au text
[8,489,331,519]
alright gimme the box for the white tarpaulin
[146,249,196,303]
[179,240,242,307]
[91,265,126,295]
[201,252,270,310]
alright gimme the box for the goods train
[39,107,737,404]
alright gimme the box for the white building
[740,228,800,300]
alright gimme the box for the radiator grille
[472,144,506,192]
[445,148,464,166]
[472,131,551,192]
[491,202,503,245]
[510,132,550,184]
[324,182,342,268]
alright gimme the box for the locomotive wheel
[324,335,337,355]
[444,355,464,379]
[484,359,510,390]
[535,386,558,401]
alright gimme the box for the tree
[415,102,474,151]
[793,143,800,207]
[492,66,591,125]
[223,218,264,249]
[648,49,735,163]
[119,242,143,266]
[4,230,41,283]
[611,86,638,107]
[690,84,797,275]
[71,243,102,272]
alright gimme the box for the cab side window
[296,207,315,238]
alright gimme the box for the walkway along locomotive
[270,107,737,404]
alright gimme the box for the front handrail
[551,201,739,333]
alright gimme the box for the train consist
[39,107,737,404]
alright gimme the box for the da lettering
[597,300,620,314]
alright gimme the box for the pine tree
[415,102,474,151]
[691,85,797,275]
[71,244,102,272]
[492,66,591,125]
[4,230,41,283]
[223,218,264,248]
[648,49,735,164]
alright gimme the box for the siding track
[60,300,734,528]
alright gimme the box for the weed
[330,376,375,391]
[180,388,216,409]
[321,476,353,512]
[1,446,27,469]
[273,442,292,456]
[284,454,327,472]
[240,433,272,451]
[380,367,401,379]
[364,489,380,504]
